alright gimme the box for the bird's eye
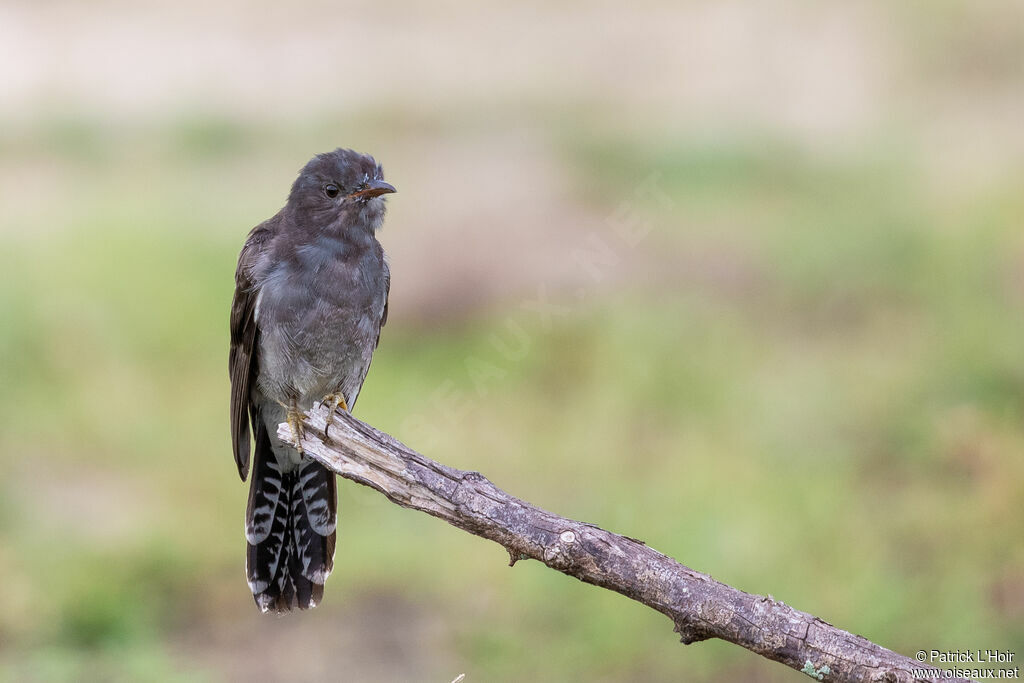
[324,184,340,199]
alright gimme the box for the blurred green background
[1,1,1022,681]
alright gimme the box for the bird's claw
[286,405,309,455]
[322,393,348,438]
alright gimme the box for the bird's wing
[377,256,390,348]
[345,253,390,411]
[230,220,274,481]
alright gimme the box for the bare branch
[279,404,974,683]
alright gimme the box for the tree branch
[279,404,973,683]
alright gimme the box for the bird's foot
[322,393,348,437]
[285,404,309,455]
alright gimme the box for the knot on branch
[541,528,582,569]
[673,617,712,645]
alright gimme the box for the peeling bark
[278,404,975,683]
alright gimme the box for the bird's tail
[245,417,336,612]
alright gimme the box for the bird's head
[287,148,395,233]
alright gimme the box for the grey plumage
[229,148,393,612]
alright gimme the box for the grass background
[1,1,1022,680]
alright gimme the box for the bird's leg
[282,399,308,455]
[322,392,348,437]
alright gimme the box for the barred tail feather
[245,420,336,612]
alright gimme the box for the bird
[229,148,395,612]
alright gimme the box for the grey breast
[254,234,387,409]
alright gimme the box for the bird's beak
[350,179,396,200]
